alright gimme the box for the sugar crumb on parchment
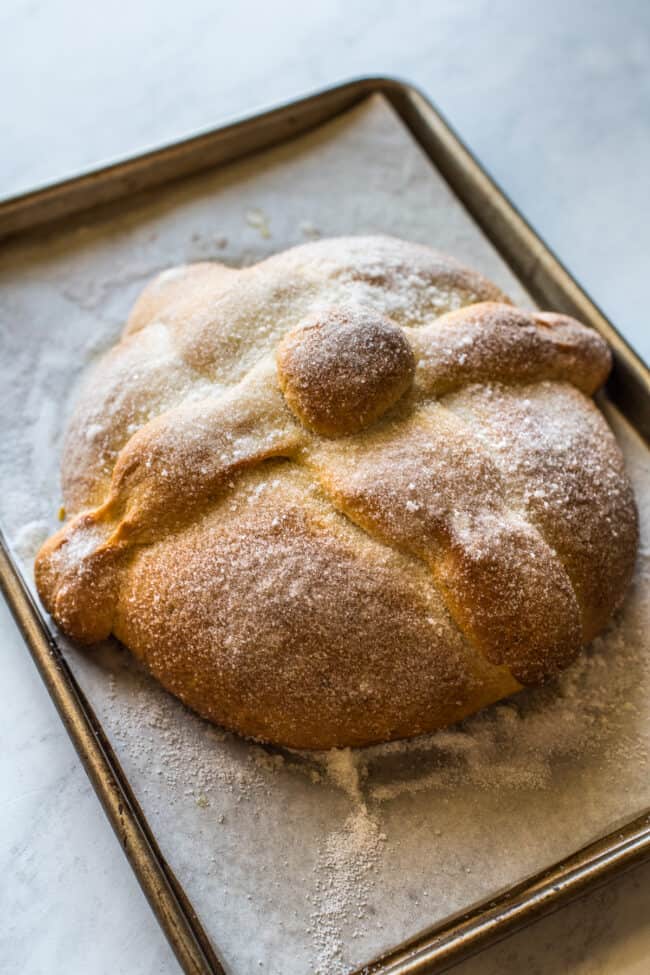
[246,208,272,239]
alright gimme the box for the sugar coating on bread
[35,235,638,748]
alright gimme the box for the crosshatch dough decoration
[35,236,638,748]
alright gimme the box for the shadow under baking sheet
[1,93,649,975]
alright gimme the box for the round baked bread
[35,236,638,749]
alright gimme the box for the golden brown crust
[124,261,237,336]
[34,235,638,748]
[307,403,583,684]
[277,307,415,436]
[411,303,612,396]
[112,465,520,748]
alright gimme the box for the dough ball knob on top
[277,307,415,436]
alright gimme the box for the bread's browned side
[35,236,638,748]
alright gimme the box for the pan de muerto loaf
[35,236,638,748]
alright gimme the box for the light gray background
[2,2,649,973]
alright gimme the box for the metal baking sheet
[1,84,649,975]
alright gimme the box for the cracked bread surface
[35,236,638,748]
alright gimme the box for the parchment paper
[1,95,649,975]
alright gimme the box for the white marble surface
[2,2,650,973]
